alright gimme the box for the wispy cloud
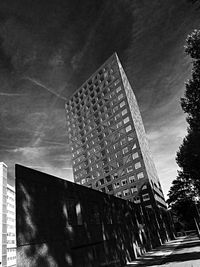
[23,77,66,100]
[0,92,25,96]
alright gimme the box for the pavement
[125,233,200,267]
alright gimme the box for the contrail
[24,76,67,100]
[0,92,25,96]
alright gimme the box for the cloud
[0,92,25,96]
[0,0,200,197]
[23,77,66,100]
[146,113,187,198]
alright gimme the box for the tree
[176,29,200,193]
[176,131,200,191]
[167,171,197,230]
[188,0,200,9]
[168,29,200,231]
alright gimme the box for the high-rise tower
[65,53,166,210]
[0,162,7,267]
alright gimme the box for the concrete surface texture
[16,164,168,267]
[125,233,200,267]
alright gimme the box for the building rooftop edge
[65,52,119,104]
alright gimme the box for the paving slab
[125,233,200,267]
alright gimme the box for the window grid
[66,54,163,204]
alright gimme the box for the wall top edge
[0,162,8,167]
[65,52,119,104]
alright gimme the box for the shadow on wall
[16,164,162,267]
[138,183,175,245]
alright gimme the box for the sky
[0,0,200,198]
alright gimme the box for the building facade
[0,162,7,267]
[16,164,165,267]
[7,184,16,267]
[0,163,16,267]
[65,53,166,210]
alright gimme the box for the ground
[125,233,200,267]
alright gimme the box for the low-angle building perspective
[65,53,172,245]
[0,0,200,266]
[0,163,16,267]
[65,53,166,209]
[0,162,7,267]
[7,184,16,267]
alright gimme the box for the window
[117,121,123,128]
[123,117,130,124]
[101,187,106,193]
[132,152,139,160]
[127,165,133,173]
[123,154,131,164]
[122,109,127,116]
[142,185,147,190]
[123,189,130,196]
[118,93,123,101]
[121,179,127,186]
[112,173,118,179]
[129,176,135,183]
[114,182,120,189]
[114,142,120,150]
[100,179,104,185]
[128,136,133,141]
[113,106,119,113]
[108,118,115,126]
[114,79,120,86]
[116,192,122,198]
[120,101,125,108]
[115,113,121,121]
[134,197,141,204]
[142,193,150,201]
[126,125,132,132]
[137,172,144,179]
[104,166,109,173]
[105,175,111,182]
[131,186,138,193]
[107,184,113,192]
[132,143,137,150]
[81,179,86,184]
[120,137,127,146]
[122,147,128,154]
[135,162,141,169]
[116,86,121,93]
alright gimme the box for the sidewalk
[125,233,200,267]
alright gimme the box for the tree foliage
[177,29,200,193]
[176,130,200,190]
[167,172,197,229]
[168,29,200,229]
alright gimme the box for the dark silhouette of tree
[188,0,200,9]
[168,29,200,230]
[176,29,200,193]
[176,131,200,191]
[167,172,197,230]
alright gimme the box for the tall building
[0,163,16,267]
[7,184,16,267]
[0,162,7,267]
[65,53,166,210]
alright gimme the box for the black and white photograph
[0,0,200,266]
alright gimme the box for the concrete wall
[16,164,163,267]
